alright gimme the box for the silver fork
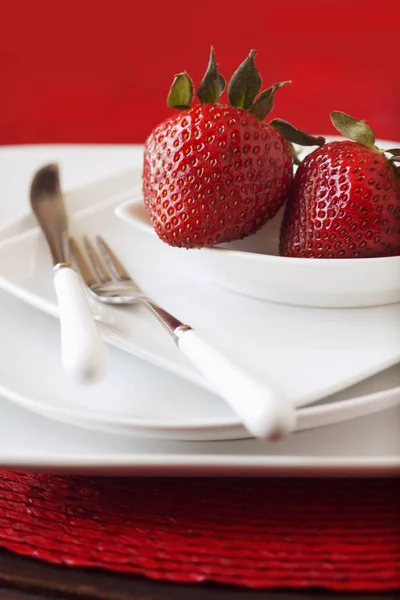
[70,235,296,440]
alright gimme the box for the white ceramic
[116,136,400,309]
[0,394,398,476]
[0,285,399,439]
[0,143,398,475]
[0,289,240,440]
[0,160,140,243]
[116,191,400,309]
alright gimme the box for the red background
[1,0,400,145]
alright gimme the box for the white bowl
[115,194,400,309]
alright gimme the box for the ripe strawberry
[143,49,324,248]
[280,112,400,258]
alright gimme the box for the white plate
[0,290,240,440]
[0,284,399,440]
[1,395,399,476]
[0,143,143,230]
[0,184,399,434]
[116,138,400,309]
[0,143,398,473]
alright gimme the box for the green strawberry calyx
[331,111,400,176]
[228,49,262,110]
[167,73,194,109]
[269,119,325,164]
[166,47,326,160]
[251,82,291,121]
[197,46,226,104]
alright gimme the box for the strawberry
[280,111,400,258]
[143,49,324,248]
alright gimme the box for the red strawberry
[143,49,323,249]
[280,112,400,258]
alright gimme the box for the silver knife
[30,164,108,384]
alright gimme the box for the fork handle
[177,329,296,440]
[54,267,109,384]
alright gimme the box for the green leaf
[228,50,261,110]
[167,73,194,109]
[385,148,400,156]
[250,81,291,121]
[330,111,376,149]
[269,119,325,147]
[196,47,226,104]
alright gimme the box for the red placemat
[0,473,398,591]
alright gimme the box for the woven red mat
[0,473,398,591]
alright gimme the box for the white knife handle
[177,329,296,440]
[53,267,108,384]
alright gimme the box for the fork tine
[83,237,112,284]
[96,236,131,282]
[69,238,98,288]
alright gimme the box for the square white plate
[0,144,398,475]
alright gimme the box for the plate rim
[0,452,399,477]
[1,360,399,437]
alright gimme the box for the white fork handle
[177,329,296,440]
[54,267,109,385]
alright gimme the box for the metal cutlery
[70,235,296,440]
[30,164,109,384]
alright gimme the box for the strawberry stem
[331,113,400,176]
[330,111,378,150]
[270,119,325,147]
[250,81,291,121]
[228,50,261,110]
[196,47,226,104]
[167,73,194,110]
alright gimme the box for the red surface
[0,473,399,591]
[1,1,400,146]
[1,5,400,593]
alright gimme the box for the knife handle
[53,266,109,384]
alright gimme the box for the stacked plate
[0,143,399,476]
